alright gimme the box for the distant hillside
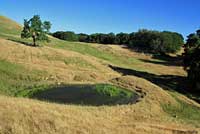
[0,15,22,36]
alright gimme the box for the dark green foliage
[116,32,130,44]
[128,29,184,54]
[21,15,51,46]
[89,33,101,43]
[52,31,78,41]
[53,32,118,44]
[52,29,183,54]
[43,21,51,33]
[162,31,184,53]
[21,19,31,38]
[79,33,114,44]
[183,30,200,91]
[77,33,89,42]
[107,33,117,44]
[128,29,159,50]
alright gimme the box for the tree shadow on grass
[153,54,183,66]
[139,59,182,67]
[7,38,36,47]
[139,54,183,67]
[108,65,200,103]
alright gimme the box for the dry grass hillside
[0,15,200,134]
[0,38,119,83]
[0,16,22,36]
[0,79,198,134]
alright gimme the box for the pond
[31,84,139,106]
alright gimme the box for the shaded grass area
[0,33,46,47]
[108,64,200,126]
[111,64,200,103]
[139,58,182,67]
[0,59,51,96]
[162,92,200,127]
[19,84,138,106]
[109,64,200,101]
[7,38,34,46]
[139,54,183,67]
[109,65,185,90]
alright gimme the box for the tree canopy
[183,30,200,91]
[127,30,184,54]
[52,31,78,42]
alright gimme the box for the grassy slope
[162,91,200,128]
[0,59,52,96]
[0,15,22,36]
[0,16,200,134]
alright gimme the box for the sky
[0,0,199,38]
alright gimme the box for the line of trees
[52,29,184,54]
[52,31,78,42]
[183,29,200,91]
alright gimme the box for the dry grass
[0,76,198,134]
[0,15,199,133]
[96,44,186,76]
[0,38,199,133]
[0,38,119,83]
[0,16,22,35]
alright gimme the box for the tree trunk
[32,35,36,46]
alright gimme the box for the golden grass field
[0,15,200,134]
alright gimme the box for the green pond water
[30,84,139,106]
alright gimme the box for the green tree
[52,31,78,42]
[116,32,130,44]
[43,21,51,33]
[21,15,51,46]
[63,31,78,41]
[128,29,183,54]
[78,33,89,42]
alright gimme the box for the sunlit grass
[162,91,200,127]
[0,59,51,96]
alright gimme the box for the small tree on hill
[21,15,51,46]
